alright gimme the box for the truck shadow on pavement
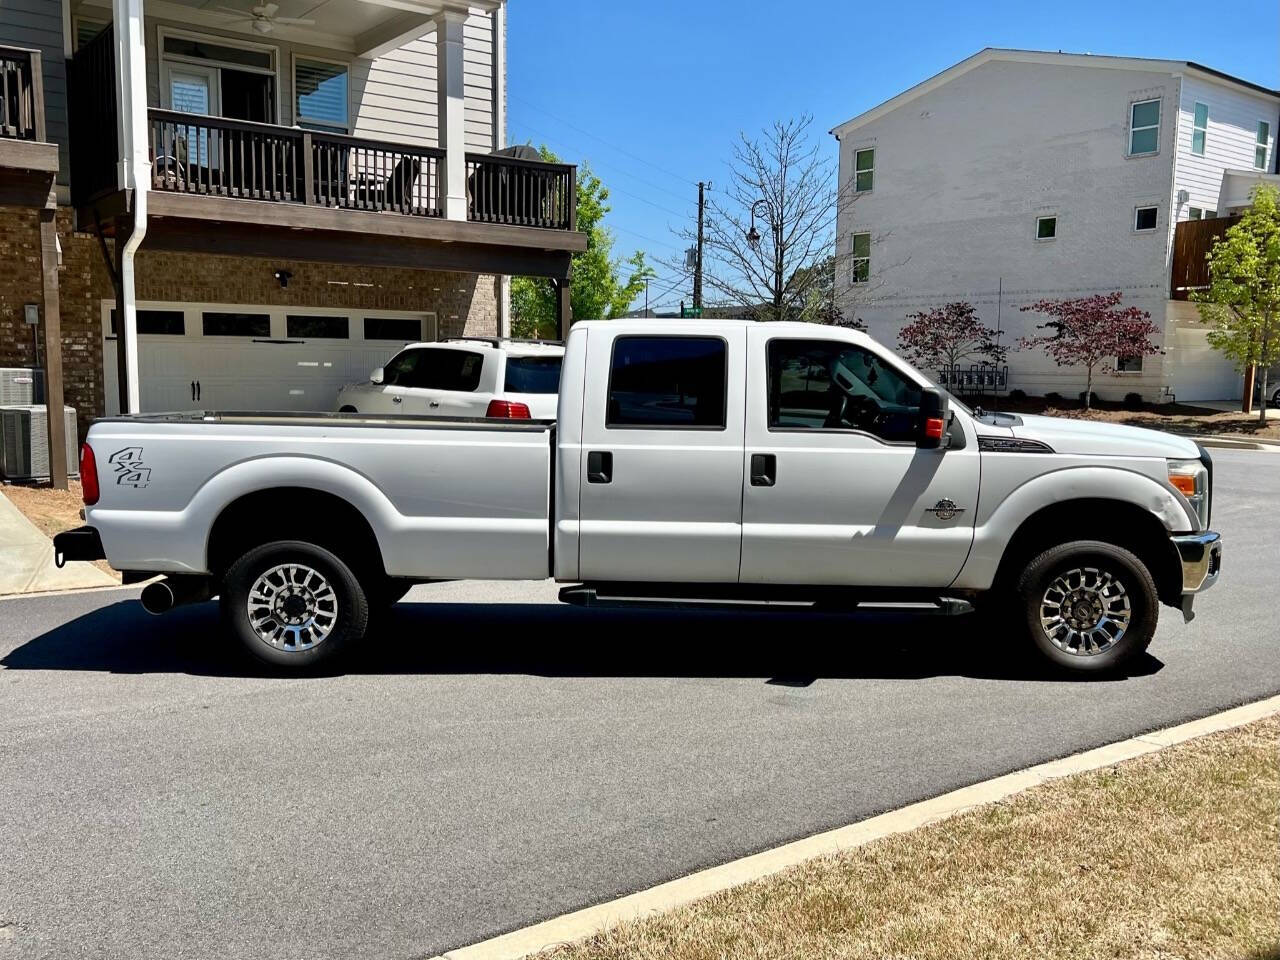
[3,596,1164,683]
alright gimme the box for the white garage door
[102,303,436,416]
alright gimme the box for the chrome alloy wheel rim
[1039,566,1131,657]
[246,563,338,652]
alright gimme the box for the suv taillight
[80,443,100,506]
[486,399,531,419]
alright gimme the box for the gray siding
[1,0,68,176]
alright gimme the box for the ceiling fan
[216,3,315,34]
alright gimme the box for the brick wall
[0,204,500,437]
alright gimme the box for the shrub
[1008,388,1027,402]
[1078,391,1101,407]
[1124,391,1144,410]
[1044,391,1062,404]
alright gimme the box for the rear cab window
[606,336,727,428]
[382,347,485,391]
[503,355,562,394]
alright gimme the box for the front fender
[955,464,1194,591]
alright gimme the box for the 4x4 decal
[108,447,151,487]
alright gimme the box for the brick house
[0,0,583,479]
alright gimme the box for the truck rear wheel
[1015,540,1158,674]
[221,540,368,670]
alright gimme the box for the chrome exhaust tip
[139,580,176,615]
[139,576,212,615]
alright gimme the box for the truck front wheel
[221,540,369,670]
[1015,540,1158,673]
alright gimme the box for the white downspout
[113,0,149,414]
[493,2,510,337]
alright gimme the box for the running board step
[558,585,973,616]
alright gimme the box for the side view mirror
[917,387,950,449]
[370,367,384,385]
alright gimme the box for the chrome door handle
[392,396,402,404]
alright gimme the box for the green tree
[511,147,652,338]
[1194,185,1280,423]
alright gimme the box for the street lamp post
[746,198,785,319]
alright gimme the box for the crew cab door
[739,328,979,587]
[576,325,747,582]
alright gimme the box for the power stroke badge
[108,447,151,488]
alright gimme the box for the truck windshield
[503,356,562,394]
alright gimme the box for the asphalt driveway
[1,448,1276,960]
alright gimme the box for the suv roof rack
[442,337,564,348]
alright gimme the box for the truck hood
[1009,413,1201,459]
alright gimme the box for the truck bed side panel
[84,417,552,579]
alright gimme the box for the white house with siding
[832,49,1280,403]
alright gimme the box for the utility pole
[644,277,650,317]
[693,181,706,311]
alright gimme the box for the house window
[606,336,727,429]
[161,30,277,125]
[1129,99,1161,155]
[295,58,349,131]
[286,315,349,339]
[851,232,870,282]
[1117,356,1143,373]
[854,148,875,192]
[1206,208,1218,218]
[1036,216,1057,240]
[1191,102,1208,156]
[1134,206,1158,231]
[1188,207,1202,220]
[1257,121,1271,170]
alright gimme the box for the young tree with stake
[1193,185,1280,423]
[897,302,1005,381]
[1018,293,1161,409]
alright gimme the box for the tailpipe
[140,576,213,615]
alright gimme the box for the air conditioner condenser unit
[0,405,79,481]
[0,368,45,404]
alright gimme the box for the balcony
[1170,216,1240,300]
[0,45,58,183]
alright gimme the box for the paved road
[2,448,1276,960]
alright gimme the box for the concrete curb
[433,693,1280,960]
[1188,434,1280,451]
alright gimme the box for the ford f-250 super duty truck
[54,320,1222,675]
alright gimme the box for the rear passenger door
[576,327,747,582]
[397,347,490,417]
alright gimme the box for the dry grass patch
[537,716,1280,960]
[3,480,119,579]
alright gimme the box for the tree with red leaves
[897,302,1005,381]
[1018,292,1161,409]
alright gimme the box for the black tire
[1015,540,1158,674]
[221,540,368,670]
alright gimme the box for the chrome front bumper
[1173,531,1223,593]
[1172,531,1222,622]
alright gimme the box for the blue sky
[506,0,1280,314]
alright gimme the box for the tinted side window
[384,348,484,391]
[607,336,726,428]
[503,356,562,394]
[767,339,921,443]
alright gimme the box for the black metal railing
[467,152,576,230]
[0,45,45,142]
[67,25,117,207]
[148,110,448,217]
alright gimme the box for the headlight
[1168,459,1209,529]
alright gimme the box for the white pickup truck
[55,319,1221,675]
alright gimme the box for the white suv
[336,338,564,419]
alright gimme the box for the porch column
[112,0,151,413]
[434,10,468,221]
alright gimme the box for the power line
[510,122,695,204]
[509,93,697,187]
